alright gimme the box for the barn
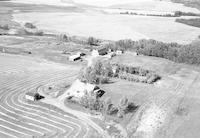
[92,47,108,57]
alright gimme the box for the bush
[24,29,43,36]
[107,105,119,115]
[117,97,138,118]
[57,34,70,42]
[24,22,36,29]
[0,24,9,30]
[146,74,161,84]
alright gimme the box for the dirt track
[131,67,200,138]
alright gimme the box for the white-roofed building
[65,79,105,99]
[69,54,81,61]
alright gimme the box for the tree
[118,96,129,118]
[87,37,100,46]
[103,97,112,115]
[24,22,36,29]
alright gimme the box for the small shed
[116,50,124,55]
[69,54,81,61]
[77,52,86,57]
[133,52,139,56]
[25,92,44,101]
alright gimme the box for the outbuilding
[69,54,81,61]
[116,50,124,55]
[25,92,44,101]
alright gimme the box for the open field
[100,52,200,138]
[13,11,200,44]
[0,35,90,64]
[171,0,200,10]
[1,0,198,44]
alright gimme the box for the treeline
[120,12,176,17]
[57,34,102,46]
[120,11,200,17]
[175,18,200,28]
[113,64,161,84]
[174,11,200,17]
[106,39,200,65]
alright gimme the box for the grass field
[171,0,200,10]
[1,0,198,44]
[100,52,200,138]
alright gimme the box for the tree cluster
[113,64,161,84]
[79,93,137,118]
[87,37,101,46]
[103,96,138,118]
[79,60,113,84]
[80,92,104,111]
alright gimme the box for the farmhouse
[25,92,44,101]
[104,52,115,59]
[92,47,108,57]
[133,52,139,56]
[66,79,105,99]
[69,54,81,61]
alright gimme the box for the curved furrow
[0,124,30,138]
[0,111,48,136]
[8,73,80,135]
[0,70,89,137]
[0,74,67,137]
[0,91,63,137]
[18,94,88,138]
[0,76,70,137]
[0,131,15,138]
